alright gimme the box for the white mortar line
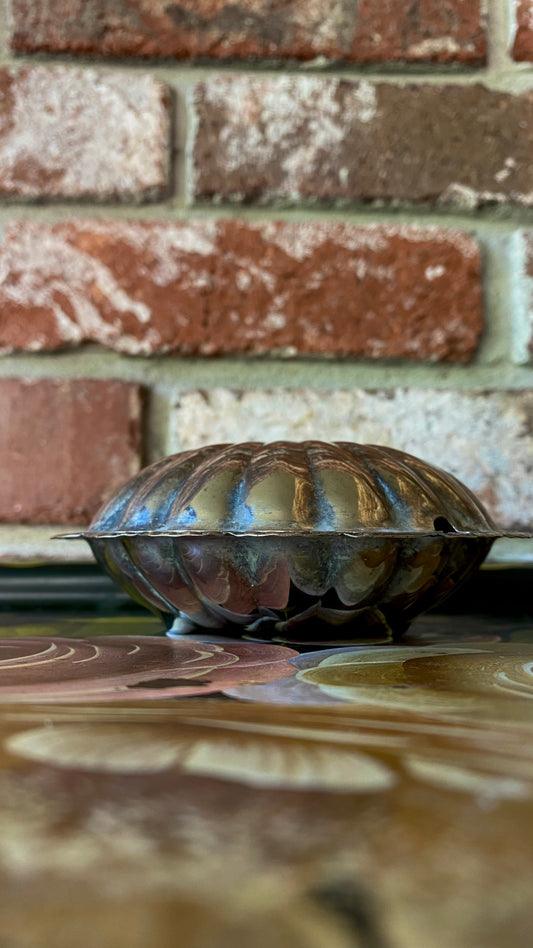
[509,228,533,363]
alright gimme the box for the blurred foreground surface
[0,573,532,948]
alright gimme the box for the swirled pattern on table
[226,641,533,716]
[0,615,533,948]
[0,636,297,701]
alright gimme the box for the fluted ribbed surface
[59,443,509,637]
[85,442,498,537]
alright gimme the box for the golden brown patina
[60,442,524,639]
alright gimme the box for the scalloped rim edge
[54,529,533,540]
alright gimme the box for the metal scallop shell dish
[68,442,512,641]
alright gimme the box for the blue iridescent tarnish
[63,442,507,640]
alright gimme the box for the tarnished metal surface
[82,441,499,537]
[63,442,519,638]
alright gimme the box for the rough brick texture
[0,379,142,524]
[0,67,169,201]
[10,0,487,65]
[169,388,533,531]
[193,78,533,209]
[0,220,482,362]
[512,0,533,60]
[522,232,533,363]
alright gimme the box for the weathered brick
[10,0,487,65]
[519,232,533,364]
[169,389,533,531]
[0,219,482,362]
[193,78,533,209]
[0,67,169,201]
[0,379,142,524]
[512,0,533,60]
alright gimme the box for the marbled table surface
[0,611,532,948]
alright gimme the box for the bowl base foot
[165,605,409,645]
[166,615,200,636]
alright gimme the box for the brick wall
[0,0,532,564]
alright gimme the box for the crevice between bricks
[0,0,11,62]
[5,204,533,231]
[3,46,492,75]
[509,229,533,364]
[3,56,533,87]
[0,351,530,391]
[486,0,516,70]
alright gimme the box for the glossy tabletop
[0,610,532,948]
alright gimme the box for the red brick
[193,78,533,209]
[10,0,487,65]
[512,0,533,60]
[0,379,142,524]
[0,67,169,201]
[0,220,482,363]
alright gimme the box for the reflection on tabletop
[0,612,533,948]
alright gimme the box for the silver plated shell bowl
[62,442,524,641]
